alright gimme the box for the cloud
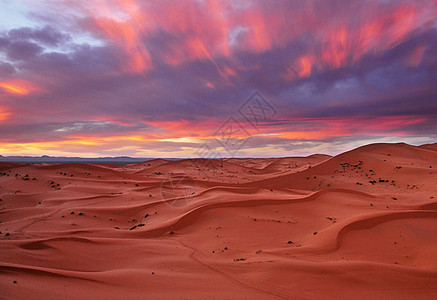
[5,40,43,61]
[0,62,16,79]
[0,0,436,157]
[7,25,71,47]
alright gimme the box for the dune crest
[1,142,437,299]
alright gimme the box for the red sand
[1,142,437,299]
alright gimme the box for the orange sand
[1,142,437,299]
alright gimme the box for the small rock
[234,258,247,261]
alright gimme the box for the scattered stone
[234,258,247,261]
[129,223,144,230]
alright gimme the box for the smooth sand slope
[1,142,437,299]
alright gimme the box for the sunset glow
[0,79,38,95]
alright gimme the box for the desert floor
[1,142,437,299]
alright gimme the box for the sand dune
[1,142,437,299]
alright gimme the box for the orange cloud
[89,0,234,73]
[146,119,214,137]
[94,17,151,73]
[408,45,426,67]
[0,79,40,95]
[298,56,314,78]
[282,3,432,81]
[278,130,346,140]
[0,106,10,121]
[89,0,153,73]
[321,26,350,69]
[246,11,271,52]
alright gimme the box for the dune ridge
[1,142,437,299]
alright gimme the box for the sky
[0,0,436,158]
